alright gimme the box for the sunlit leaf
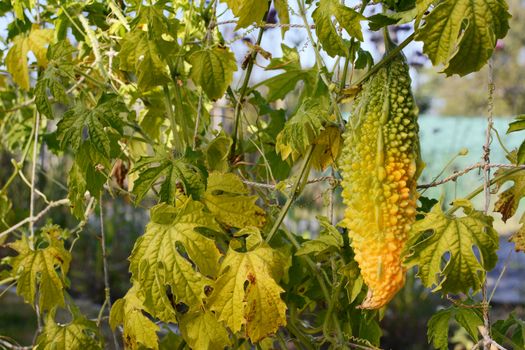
[129,199,222,319]
[110,286,159,350]
[312,0,364,57]
[201,172,266,228]
[188,46,237,100]
[208,229,288,342]
[5,226,71,311]
[405,200,499,294]
[416,0,511,76]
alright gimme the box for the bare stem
[29,112,41,247]
[97,194,119,350]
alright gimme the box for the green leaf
[5,227,71,311]
[36,310,103,350]
[260,44,316,102]
[129,199,222,319]
[296,216,343,257]
[427,306,482,350]
[110,286,160,350]
[506,115,525,133]
[493,312,525,349]
[205,134,232,173]
[119,29,171,91]
[179,310,231,349]
[208,234,288,342]
[225,0,270,29]
[131,150,207,204]
[56,96,126,156]
[35,66,69,118]
[416,0,511,76]
[188,46,237,100]
[276,99,328,161]
[312,0,365,57]
[201,172,266,228]
[405,200,499,294]
[274,0,290,37]
[427,308,454,350]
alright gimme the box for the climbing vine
[0,0,523,349]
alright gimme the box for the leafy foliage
[36,309,103,350]
[129,199,222,318]
[427,306,483,350]
[312,0,364,57]
[3,226,71,311]
[110,286,160,350]
[406,200,499,294]
[0,0,522,349]
[416,0,511,76]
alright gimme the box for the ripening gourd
[340,51,423,309]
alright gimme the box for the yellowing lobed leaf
[6,227,71,311]
[202,172,266,228]
[129,199,222,320]
[110,286,159,350]
[208,231,287,342]
[225,0,270,29]
[6,27,53,90]
[416,0,511,76]
[179,310,231,349]
[36,310,103,350]
[405,200,499,294]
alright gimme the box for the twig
[266,145,315,243]
[214,20,315,29]
[230,3,271,160]
[480,56,495,350]
[0,199,70,240]
[97,195,119,350]
[29,111,40,246]
[0,339,32,350]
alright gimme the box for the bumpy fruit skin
[340,54,422,309]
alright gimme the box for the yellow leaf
[5,27,53,90]
[179,310,231,349]
[7,228,71,311]
[202,172,266,228]
[129,199,222,320]
[110,286,159,350]
[208,234,287,342]
[6,35,30,90]
[28,27,54,67]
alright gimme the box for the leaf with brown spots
[207,228,288,342]
[493,153,525,222]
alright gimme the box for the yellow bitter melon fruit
[340,53,422,309]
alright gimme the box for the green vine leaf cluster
[0,0,522,349]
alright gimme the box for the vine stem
[351,31,416,87]
[297,0,344,127]
[264,146,345,344]
[29,111,40,247]
[266,146,315,243]
[97,194,119,350]
[480,56,495,350]
[230,3,270,160]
